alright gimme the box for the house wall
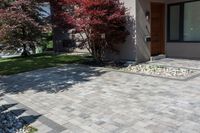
[53,28,76,52]
[165,0,200,59]
[52,0,137,60]
[135,0,165,63]
[136,0,200,61]
[119,0,136,61]
[51,3,71,52]
[52,0,200,61]
[165,0,192,3]
[106,0,136,61]
[135,0,150,63]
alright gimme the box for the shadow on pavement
[0,64,106,94]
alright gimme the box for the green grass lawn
[0,53,87,75]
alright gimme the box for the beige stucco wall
[135,0,165,63]
[135,0,151,63]
[118,0,136,61]
[105,0,136,61]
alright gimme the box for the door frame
[150,2,166,56]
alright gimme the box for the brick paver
[1,59,200,133]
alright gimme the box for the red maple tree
[53,0,129,61]
[0,0,50,55]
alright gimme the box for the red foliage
[0,0,50,55]
[53,0,129,61]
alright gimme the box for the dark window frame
[167,0,200,43]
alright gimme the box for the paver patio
[1,58,200,133]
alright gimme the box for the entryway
[151,2,165,56]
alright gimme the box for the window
[168,1,200,42]
[169,5,180,41]
[184,1,200,41]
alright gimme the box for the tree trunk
[30,43,36,54]
[21,43,30,56]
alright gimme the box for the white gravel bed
[120,64,197,79]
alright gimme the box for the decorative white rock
[120,64,195,79]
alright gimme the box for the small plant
[25,126,38,133]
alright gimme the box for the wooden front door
[151,3,165,56]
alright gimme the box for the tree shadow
[0,103,17,113]
[0,64,106,94]
[0,103,40,133]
